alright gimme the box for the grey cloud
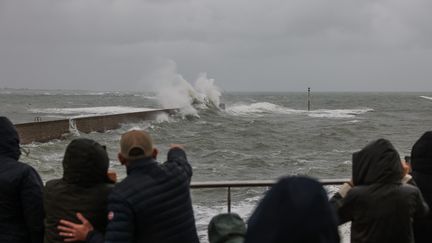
[1,0,432,91]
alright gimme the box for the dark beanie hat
[411,131,432,174]
[208,213,246,243]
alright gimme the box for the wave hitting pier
[15,108,177,144]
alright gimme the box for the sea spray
[151,62,222,117]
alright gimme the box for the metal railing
[190,178,349,213]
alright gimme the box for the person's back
[244,176,340,243]
[60,130,201,243]
[410,131,432,243]
[103,147,199,242]
[0,116,44,243]
[44,138,114,243]
[330,139,429,243]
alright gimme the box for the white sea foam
[420,96,432,100]
[150,60,222,117]
[308,108,373,119]
[226,102,303,116]
[226,102,373,119]
[29,106,156,116]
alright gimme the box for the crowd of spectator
[1,115,431,243]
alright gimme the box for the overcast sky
[1,0,432,92]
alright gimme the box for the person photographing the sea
[330,138,429,243]
[57,130,200,243]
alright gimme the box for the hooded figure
[411,131,432,243]
[44,138,114,243]
[208,213,246,243]
[330,139,429,243]
[244,176,340,243]
[0,116,44,243]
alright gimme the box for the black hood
[411,131,432,174]
[352,139,402,186]
[0,116,21,160]
[245,176,339,243]
[62,138,110,186]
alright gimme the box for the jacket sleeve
[329,183,354,225]
[413,188,429,218]
[21,167,44,243]
[103,192,135,243]
[86,230,105,243]
[166,147,192,177]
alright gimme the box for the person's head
[62,138,110,186]
[352,138,403,186]
[118,130,157,165]
[411,131,432,174]
[208,213,246,243]
[0,116,21,160]
[244,176,339,243]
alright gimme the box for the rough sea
[2,88,432,242]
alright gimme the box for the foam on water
[226,102,303,116]
[29,106,156,116]
[308,108,373,119]
[226,102,373,119]
[420,96,432,101]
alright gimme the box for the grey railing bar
[190,178,348,188]
[190,178,349,212]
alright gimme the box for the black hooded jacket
[0,117,44,243]
[244,176,340,243]
[410,131,432,243]
[44,138,114,243]
[330,139,429,243]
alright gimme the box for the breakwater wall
[15,108,177,144]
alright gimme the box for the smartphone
[405,156,411,164]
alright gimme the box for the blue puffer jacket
[0,117,44,243]
[87,147,200,243]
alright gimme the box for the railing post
[227,186,231,213]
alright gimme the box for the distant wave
[226,102,303,115]
[226,102,373,119]
[29,106,156,116]
[420,96,432,101]
[308,108,373,119]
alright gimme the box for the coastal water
[2,89,432,242]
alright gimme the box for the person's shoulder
[400,183,422,193]
[3,159,38,177]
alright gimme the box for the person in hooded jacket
[56,130,200,243]
[0,116,44,243]
[410,131,432,243]
[44,138,115,243]
[244,176,340,243]
[330,138,429,243]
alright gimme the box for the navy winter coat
[87,147,199,243]
[0,117,44,243]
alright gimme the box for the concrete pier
[15,108,177,144]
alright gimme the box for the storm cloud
[1,0,431,91]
